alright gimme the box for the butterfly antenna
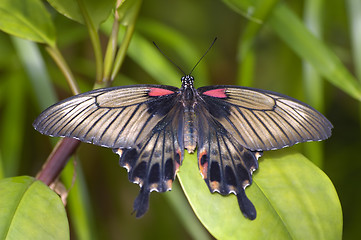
[189,37,217,75]
[153,41,186,75]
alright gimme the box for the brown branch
[36,138,81,185]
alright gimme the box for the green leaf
[178,152,342,239]
[47,0,116,28]
[302,0,325,167]
[233,0,279,86]
[164,183,210,240]
[107,24,180,86]
[61,160,97,240]
[268,4,361,100]
[12,37,57,112]
[0,152,4,179]
[0,176,69,240]
[222,0,268,22]
[235,0,279,59]
[100,19,211,87]
[116,0,142,26]
[347,0,361,81]
[0,71,26,176]
[223,1,361,100]
[0,0,55,46]
[136,19,210,87]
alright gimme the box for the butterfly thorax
[180,75,198,153]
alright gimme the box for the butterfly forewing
[33,85,179,149]
[197,86,333,151]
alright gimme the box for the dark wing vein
[42,98,93,135]
[96,108,125,144]
[111,104,142,147]
[263,111,291,145]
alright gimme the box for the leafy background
[0,0,359,239]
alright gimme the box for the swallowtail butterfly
[33,44,332,220]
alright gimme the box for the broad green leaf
[178,152,342,239]
[0,176,69,240]
[47,0,116,28]
[164,183,210,240]
[0,0,55,46]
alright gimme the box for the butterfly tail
[236,189,257,220]
[133,186,151,218]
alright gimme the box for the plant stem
[110,24,135,82]
[98,1,123,89]
[36,138,80,185]
[45,46,80,95]
[101,20,120,87]
[110,0,142,82]
[77,0,103,83]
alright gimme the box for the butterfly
[33,72,332,220]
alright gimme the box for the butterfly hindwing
[33,85,179,149]
[197,85,333,151]
[196,105,262,220]
[113,102,184,217]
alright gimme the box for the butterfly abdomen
[183,107,197,153]
[181,78,198,153]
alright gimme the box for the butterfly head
[181,75,194,89]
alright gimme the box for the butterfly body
[33,75,332,220]
[180,75,198,152]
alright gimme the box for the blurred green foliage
[0,0,359,239]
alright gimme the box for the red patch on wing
[176,149,183,165]
[202,89,227,98]
[149,88,174,96]
[198,149,208,179]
